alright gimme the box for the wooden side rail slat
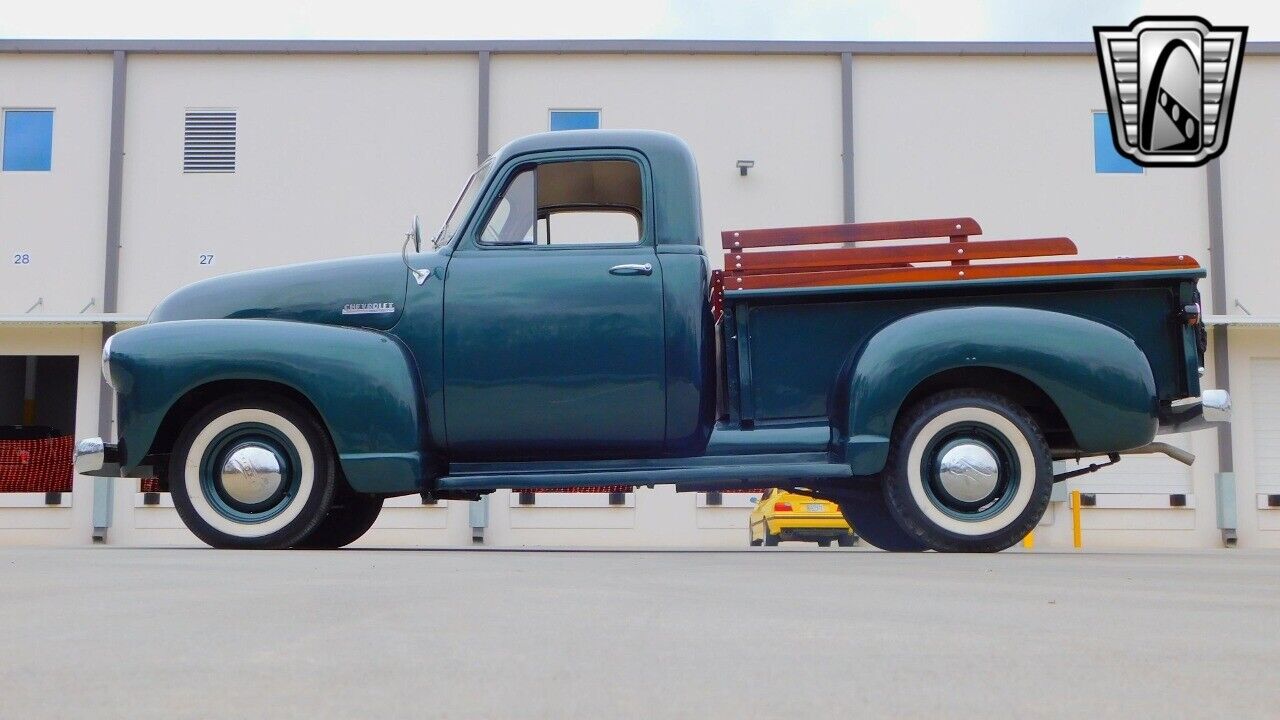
[725,237,1077,275]
[725,256,1201,291]
[722,217,982,250]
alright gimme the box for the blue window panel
[1093,111,1141,174]
[549,110,600,131]
[2,110,54,172]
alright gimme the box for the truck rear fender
[830,306,1158,476]
[106,319,435,493]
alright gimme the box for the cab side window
[478,159,643,246]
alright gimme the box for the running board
[436,453,852,492]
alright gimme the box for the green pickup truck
[77,130,1228,552]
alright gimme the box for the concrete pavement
[1,546,1277,719]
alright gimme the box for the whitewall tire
[169,395,337,549]
[882,390,1052,552]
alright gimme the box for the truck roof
[492,129,704,248]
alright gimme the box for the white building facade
[1,39,1277,548]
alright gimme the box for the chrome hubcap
[219,443,284,505]
[937,442,1000,503]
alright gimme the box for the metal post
[466,50,493,544]
[92,50,128,542]
[1216,473,1238,547]
[469,493,488,543]
[1206,158,1236,547]
[840,52,855,223]
[476,50,490,166]
[1070,490,1082,549]
[22,357,37,424]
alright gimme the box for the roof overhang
[1204,315,1280,328]
[0,314,146,327]
[0,39,1277,56]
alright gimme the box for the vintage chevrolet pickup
[77,129,1229,552]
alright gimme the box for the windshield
[434,158,493,248]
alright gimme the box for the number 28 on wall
[13,253,30,264]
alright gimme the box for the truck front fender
[106,319,431,493]
[832,306,1158,475]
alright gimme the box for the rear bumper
[1164,389,1231,433]
[779,527,852,542]
[765,516,851,535]
[74,437,120,477]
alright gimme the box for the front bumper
[74,437,120,477]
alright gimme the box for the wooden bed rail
[717,216,1200,292]
[725,256,1202,291]
[721,217,981,250]
[728,237,1077,276]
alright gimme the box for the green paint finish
[829,306,1158,475]
[471,130,704,249]
[746,280,1187,424]
[442,244,667,459]
[151,253,411,331]
[658,248,717,456]
[98,130,1209,496]
[106,319,429,492]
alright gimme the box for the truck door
[442,155,666,460]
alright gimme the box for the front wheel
[882,389,1052,553]
[294,489,383,549]
[169,395,338,549]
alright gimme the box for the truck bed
[715,217,1205,433]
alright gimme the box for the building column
[93,50,127,541]
[1206,158,1236,547]
[840,52,854,223]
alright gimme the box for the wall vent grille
[183,110,236,173]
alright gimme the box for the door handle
[609,263,653,276]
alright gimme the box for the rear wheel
[837,533,857,548]
[882,389,1052,553]
[763,525,780,546]
[169,395,337,550]
[294,487,383,549]
[829,485,926,552]
[817,540,832,547]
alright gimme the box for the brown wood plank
[725,237,1076,275]
[722,217,982,249]
[725,256,1201,290]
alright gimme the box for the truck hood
[149,254,410,331]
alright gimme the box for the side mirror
[411,215,423,253]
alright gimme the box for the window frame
[548,108,602,131]
[1,108,55,173]
[464,150,654,252]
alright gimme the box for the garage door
[1252,358,1280,494]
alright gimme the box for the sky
[1,0,1277,41]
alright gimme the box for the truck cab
[77,130,1228,553]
